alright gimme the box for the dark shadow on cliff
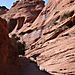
[0,57,52,75]
[19,57,51,75]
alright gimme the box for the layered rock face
[0,16,49,75]
[1,0,75,75]
[12,0,75,75]
[1,0,45,33]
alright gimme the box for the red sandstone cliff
[24,0,75,75]
[1,0,45,33]
[1,0,75,75]
[0,16,49,75]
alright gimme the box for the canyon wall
[0,10,50,75]
[1,0,45,33]
[1,0,75,75]
[24,0,75,75]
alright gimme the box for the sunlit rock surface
[1,0,75,75]
[1,0,45,33]
[19,0,75,75]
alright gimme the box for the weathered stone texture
[1,0,75,75]
[1,0,45,34]
[21,0,75,75]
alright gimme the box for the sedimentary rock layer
[1,0,45,33]
[19,0,75,75]
[1,0,75,75]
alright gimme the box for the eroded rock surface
[9,0,75,75]
[1,0,75,75]
[0,16,50,75]
[1,0,45,33]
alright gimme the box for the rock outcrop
[1,0,75,75]
[23,0,75,75]
[0,16,50,75]
[0,6,8,15]
[1,0,45,33]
